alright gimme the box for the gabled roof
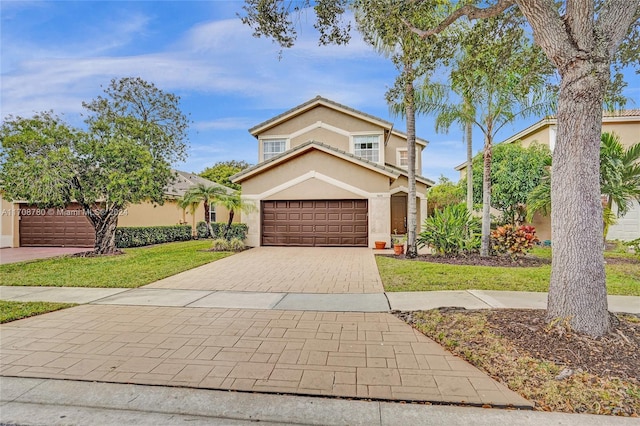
[249,96,428,147]
[231,140,401,184]
[454,110,640,171]
[384,163,435,186]
[165,170,235,198]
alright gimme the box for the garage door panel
[262,199,367,247]
[20,204,95,247]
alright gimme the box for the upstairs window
[398,149,408,168]
[353,135,380,162]
[263,139,286,161]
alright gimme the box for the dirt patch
[397,308,640,416]
[385,253,550,267]
[69,250,123,257]
[605,256,640,265]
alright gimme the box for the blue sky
[2,1,638,182]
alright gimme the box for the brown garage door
[19,204,95,247]
[262,200,368,247]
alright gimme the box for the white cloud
[193,117,256,131]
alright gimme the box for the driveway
[0,246,532,408]
[0,247,91,265]
[147,247,384,294]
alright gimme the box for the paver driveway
[147,247,384,294]
[0,247,532,408]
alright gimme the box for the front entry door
[391,195,407,234]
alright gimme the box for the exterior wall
[261,105,382,138]
[256,105,424,169]
[1,194,17,248]
[607,199,640,242]
[119,201,190,227]
[240,149,393,248]
[385,133,423,171]
[119,200,239,230]
[242,150,390,196]
[290,127,350,153]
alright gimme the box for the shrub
[491,224,539,260]
[210,237,246,252]
[211,238,231,251]
[196,221,248,240]
[116,225,192,248]
[625,238,640,258]
[228,238,246,251]
[418,204,480,256]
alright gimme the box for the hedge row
[116,225,192,248]
[196,221,248,240]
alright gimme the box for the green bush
[418,204,480,256]
[491,224,539,260]
[196,221,248,240]
[211,238,230,251]
[228,238,246,251]
[210,237,246,252]
[625,238,640,258]
[116,225,192,248]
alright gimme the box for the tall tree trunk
[204,200,214,238]
[225,209,235,241]
[547,65,610,336]
[480,135,492,257]
[405,72,418,259]
[465,120,473,212]
[515,0,636,336]
[88,207,120,255]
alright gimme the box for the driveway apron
[146,247,384,294]
[0,247,532,408]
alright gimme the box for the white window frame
[261,137,288,161]
[350,133,383,164]
[396,148,409,169]
[549,126,557,152]
[209,206,216,223]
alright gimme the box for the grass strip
[0,240,231,288]
[1,300,76,323]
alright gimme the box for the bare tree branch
[402,0,516,39]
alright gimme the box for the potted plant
[374,241,386,249]
[392,234,406,255]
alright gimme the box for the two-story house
[232,96,434,248]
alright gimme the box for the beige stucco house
[0,170,238,248]
[455,110,640,241]
[232,96,434,248]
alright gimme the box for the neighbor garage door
[262,200,368,247]
[19,204,95,247]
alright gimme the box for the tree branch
[402,0,516,39]
[596,0,639,60]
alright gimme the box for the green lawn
[0,240,232,288]
[377,249,639,296]
[1,301,76,323]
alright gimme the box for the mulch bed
[484,309,639,382]
[386,253,550,267]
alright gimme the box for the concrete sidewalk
[2,286,639,313]
[2,377,637,426]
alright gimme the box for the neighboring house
[231,96,434,248]
[0,170,237,248]
[454,110,640,241]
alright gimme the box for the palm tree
[600,132,640,220]
[179,183,226,238]
[214,192,256,240]
[528,132,640,240]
